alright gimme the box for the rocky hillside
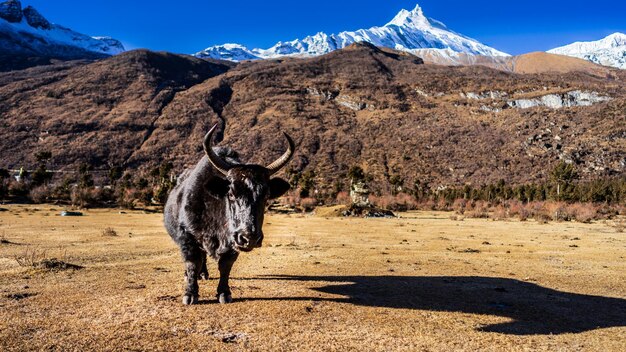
[0,44,624,195]
[0,50,231,171]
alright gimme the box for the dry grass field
[0,205,625,351]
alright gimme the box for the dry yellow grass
[0,205,625,351]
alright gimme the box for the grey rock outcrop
[23,6,51,29]
[0,0,22,23]
[507,90,611,109]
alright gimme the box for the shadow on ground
[243,275,626,335]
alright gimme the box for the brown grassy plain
[0,205,625,351]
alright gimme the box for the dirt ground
[0,205,624,351]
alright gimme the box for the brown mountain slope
[0,45,624,195]
[507,52,614,76]
[419,51,615,77]
[0,50,232,168]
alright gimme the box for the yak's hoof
[218,293,232,304]
[182,294,199,305]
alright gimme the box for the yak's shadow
[248,275,626,335]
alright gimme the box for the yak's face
[202,123,295,251]
[208,165,290,252]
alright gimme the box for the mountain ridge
[0,0,124,70]
[548,33,626,69]
[195,3,508,62]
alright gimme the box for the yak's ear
[206,177,230,199]
[269,178,290,199]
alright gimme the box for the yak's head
[203,124,294,252]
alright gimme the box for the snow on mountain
[195,3,508,61]
[0,0,124,59]
[197,43,261,61]
[547,33,626,69]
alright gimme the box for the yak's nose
[235,232,251,247]
[235,231,263,248]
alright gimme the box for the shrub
[282,192,301,209]
[466,200,490,218]
[569,203,597,223]
[369,193,417,211]
[9,181,29,197]
[543,202,569,221]
[102,227,117,237]
[452,198,467,214]
[71,187,95,208]
[490,206,508,221]
[29,185,53,203]
[466,209,489,218]
[300,197,317,212]
[51,178,74,201]
[335,191,351,205]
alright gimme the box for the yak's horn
[203,124,232,176]
[266,132,295,175]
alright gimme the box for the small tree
[0,168,10,180]
[31,150,53,186]
[550,161,577,201]
[389,174,404,195]
[299,170,316,198]
[347,166,365,183]
[108,165,123,186]
[153,162,175,204]
[0,168,10,200]
[77,163,94,188]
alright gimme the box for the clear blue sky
[23,0,626,55]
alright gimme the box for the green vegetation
[1,158,624,216]
[431,176,625,205]
[31,151,53,186]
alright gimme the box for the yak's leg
[199,252,209,280]
[179,234,203,305]
[216,251,239,304]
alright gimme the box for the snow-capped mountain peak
[386,4,430,28]
[605,32,626,44]
[195,2,508,61]
[547,32,625,69]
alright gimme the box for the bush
[29,185,53,203]
[490,206,508,221]
[31,167,52,186]
[9,181,29,197]
[71,187,95,208]
[369,193,418,211]
[102,227,117,237]
[568,203,598,223]
[300,197,317,212]
[544,202,569,221]
[452,198,467,214]
[466,209,489,218]
[335,191,351,205]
